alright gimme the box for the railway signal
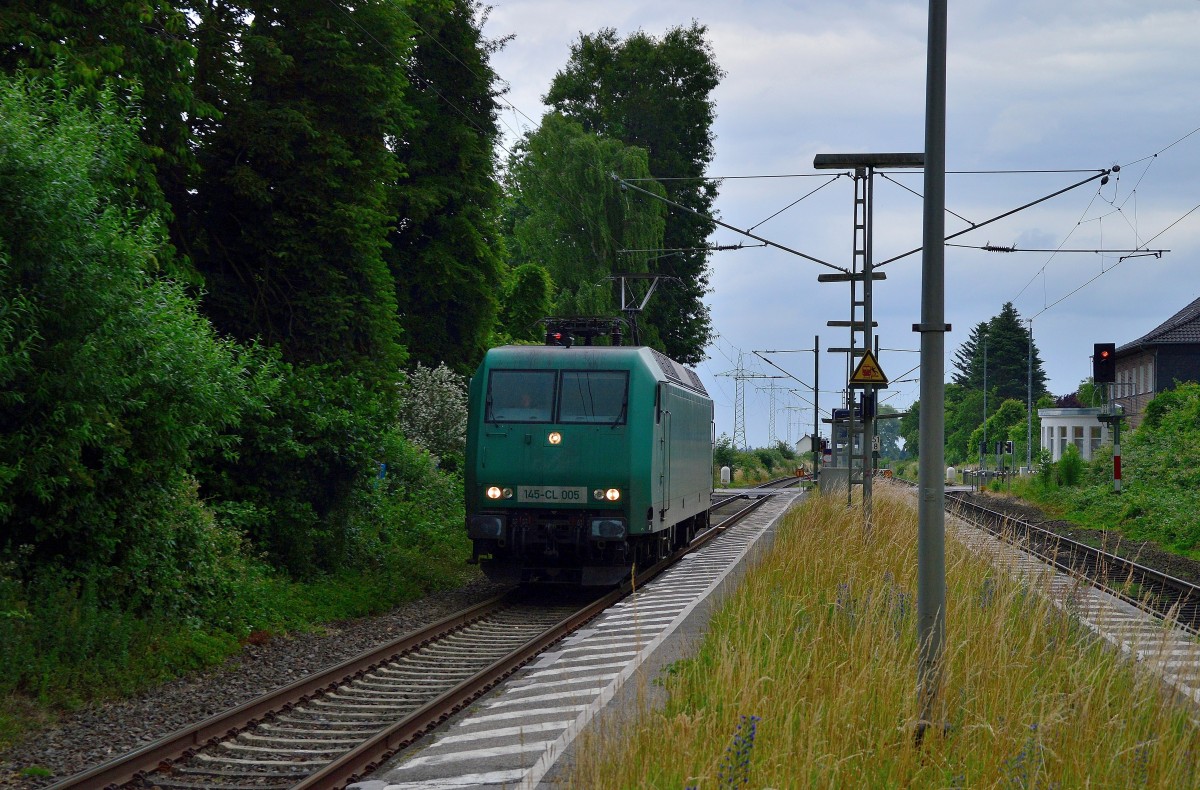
[1092,342,1116,383]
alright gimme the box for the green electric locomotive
[465,340,714,585]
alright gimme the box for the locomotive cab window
[558,370,628,424]
[486,370,556,423]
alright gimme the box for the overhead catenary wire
[622,172,853,181]
[877,171,976,227]
[876,169,1113,268]
[949,243,1168,255]
[618,243,767,253]
[1007,129,1200,320]
[615,175,848,273]
[748,175,843,232]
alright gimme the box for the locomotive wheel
[673,519,694,550]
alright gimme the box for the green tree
[544,23,723,364]
[506,113,666,332]
[967,399,1027,464]
[0,74,268,609]
[714,433,737,471]
[387,0,507,374]
[945,384,986,464]
[898,400,920,457]
[875,404,905,460]
[192,0,408,374]
[1075,377,1105,408]
[952,303,1048,404]
[187,0,414,573]
[0,0,204,278]
[497,263,555,342]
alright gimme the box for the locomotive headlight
[486,486,502,500]
[605,488,621,501]
[547,431,562,445]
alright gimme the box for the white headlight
[486,486,502,500]
[548,432,562,445]
[605,488,621,501]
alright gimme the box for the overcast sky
[483,0,1200,448]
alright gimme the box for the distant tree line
[900,302,1052,465]
[0,4,723,617]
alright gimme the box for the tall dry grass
[569,485,1200,788]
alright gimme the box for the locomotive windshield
[559,370,628,424]
[485,370,556,422]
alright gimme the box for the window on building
[1089,426,1102,457]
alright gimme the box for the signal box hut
[1111,295,1200,428]
[1037,407,1109,463]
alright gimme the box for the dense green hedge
[1011,381,1200,557]
[0,71,475,742]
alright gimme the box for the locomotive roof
[485,345,709,396]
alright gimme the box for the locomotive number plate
[517,486,587,503]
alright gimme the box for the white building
[1037,407,1110,462]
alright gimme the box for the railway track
[943,491,1200,634]
[51,492,776,790]
[886,476,1200,633]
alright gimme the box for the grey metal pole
[982,334,987,473]
[916,0,948,740]
[814,335,820,480]
[1027,320,1033,471]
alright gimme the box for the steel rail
[53,491,777,790]
[945,493,1200,633]
[292,587,625,788]
[295,492,774,788]
[47,594,515,790]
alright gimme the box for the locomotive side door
[657,381,671,523]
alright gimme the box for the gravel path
[0,573,510,789]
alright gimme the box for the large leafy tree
[387,0,506,374]
[0,74,269,606]
[544,23,723,364]
[191,0,409,375]
[876,404,904,460]
[505,112,666,340]
[186,0,414,572]
[497,262,554,342]
[0,0,202,277]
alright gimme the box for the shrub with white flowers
[397,363,467,463]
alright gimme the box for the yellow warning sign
[849,350,888,387]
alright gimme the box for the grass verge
[0,536,477,750]
[570,486,1200,788]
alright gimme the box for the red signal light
[1093,342,1116,383]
